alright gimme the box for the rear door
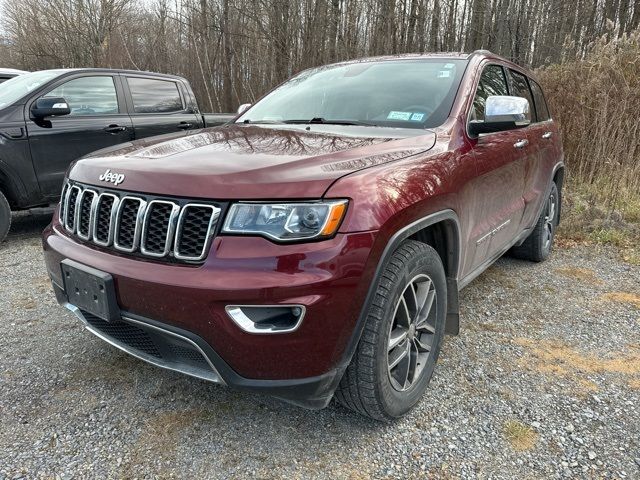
[123,76,202,138]
[521,78,558,228]
[464,63,529,272]
[27,73,133,199]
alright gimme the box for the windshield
[0,70,63,109]
[238,59,467,129]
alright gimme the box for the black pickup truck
[0,68,234,241]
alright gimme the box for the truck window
[529,79,550,121]
[127,78,184,113]
[471,65,509,121]
[44,76,119,116]
[508,70,535,122]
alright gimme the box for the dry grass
[538,31,640,262]
[503,420,538,451]
[514,338,640,377]
[538,30,640,208]
[600,292,640,310]
[554,267,602,285]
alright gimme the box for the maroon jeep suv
[43,51,564,421]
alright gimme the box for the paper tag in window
[410,113,425,122]
[387,111,412,121]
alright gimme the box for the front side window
[127,78,184,113]
[44,76,119,116]
[529,80,550,121]
[238,59,468,129]
[508,70,535,122]
[471,64,509,121]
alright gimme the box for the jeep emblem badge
[98,169,125,186]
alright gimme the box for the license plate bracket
[61,259,120,322]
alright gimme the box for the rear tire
[0,191,11,243]
[510,182,559,262]
[335,240,447,422]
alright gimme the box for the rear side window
[127,78,184,113]
[44,76,119,116]
[529,80,550,121]
[471,65,509,121]
[508,70,535,122]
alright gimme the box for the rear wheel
[335,240,446,421]
[0,191,11,243]
[510,182,559,262]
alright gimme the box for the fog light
[225,305,306,334]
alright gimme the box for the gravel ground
[1,210,639,479]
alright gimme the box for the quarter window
[508,70,535,122]
[529,80,550,121]
[44,76,118,116]
[471,65,509,121]
[127,78,183,113]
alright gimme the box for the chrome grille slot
[64,186,81,232]
[114,197,146,252]
[141,200,179,257]
[174,204,220,261]
[93,193,119,246]
[59,183,69,224]
[59,182,221,263]
[76,189,97,240]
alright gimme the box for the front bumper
[43,223,377,407]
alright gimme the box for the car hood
[68,124,436,199]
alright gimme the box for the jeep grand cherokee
[43,51,564,421]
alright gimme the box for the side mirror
[469,95,530,135]
[31,97,71,118]
[237,103,251,115]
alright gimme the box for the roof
[0,68,28,75]
[35,67,186,81]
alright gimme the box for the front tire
[335,240,447,421]
[0,191,11,243]
[510,182,559,262]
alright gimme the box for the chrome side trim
[113,196,147,253]
[92,193,120,247]
[140,200,181,258]
[75,189,98,241]
[225,305,306,334]
[173,203,220,261]
[63,303,225,385]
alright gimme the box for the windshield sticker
[437,70,451,78]
[410,113,425,122]
[444,63,455,69]
[387,111,412,121]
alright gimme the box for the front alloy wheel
[387,274,437,392]
[335,240,447,421]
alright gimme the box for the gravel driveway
[1,211,639,479]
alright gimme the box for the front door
[27,74,133,199]
[464,63,533,272]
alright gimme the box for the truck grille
[59,181,221,263]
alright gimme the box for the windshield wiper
[241,119,284,124]
[282,117,376,126]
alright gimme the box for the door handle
[542,131,553,139]
[177,122,193,130]
[514,139,529,149]
[104,125,127,133]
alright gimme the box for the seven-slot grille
[59,182,220,263]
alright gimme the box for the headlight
[221,200,348,242]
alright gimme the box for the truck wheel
[0,190,11,243]
[335,240,447,422]
[510,182,559,262]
